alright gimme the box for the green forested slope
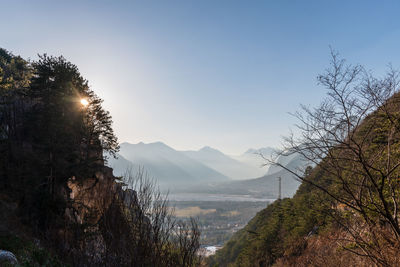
[208,166,332,266]
[209,58,400,267]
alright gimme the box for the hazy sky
[2,0,400,154]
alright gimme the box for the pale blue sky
[2,0,400,154]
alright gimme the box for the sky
[2,0,400,154]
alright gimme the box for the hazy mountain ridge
[182,146,268,180]
[107,142,305,197]
[231,147,275,176]
[184,153,305,198]
[266,152,306,175]
[108,142,230,190]
[107,142,280,191]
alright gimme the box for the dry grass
[221,210,240,217]
[174,206,216,217]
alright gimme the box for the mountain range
[185,152,306,198]
[182,146,267,179]
[107,141,306,196]
[107,142,228,189]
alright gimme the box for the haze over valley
[105,141,307,246]
[107,141,306,198]
[3,1,399,266]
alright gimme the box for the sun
[80,98,89,107]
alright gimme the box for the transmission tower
[278,176,281,200]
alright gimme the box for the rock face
[62,165,140,265]
[66,166,116,225]
[0,250,18,265]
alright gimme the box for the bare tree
[268,50,400,266]
[100,168,201,266]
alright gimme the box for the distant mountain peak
[199,146,219,152]
[245,148,257,154]
[149,141,167,146]
[243,147,275,156]
[120,141,169,147]
[119,142,132,147]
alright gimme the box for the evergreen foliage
[0,48,201,266]
[208,168,332,266]
[0,49,119,234]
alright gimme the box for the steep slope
[117,142,229,189]
[0,48,202,266]
[182,146,266,180]
[209,93,400,266]
[208,166,331,267]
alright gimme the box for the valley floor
[169,197,270,248]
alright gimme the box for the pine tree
[0,48,32,189]
[28,54,119,186]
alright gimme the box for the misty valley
[106,141,306,254]
[3,2,400,266]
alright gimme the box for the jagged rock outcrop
[61,165,144,265]
[66,166,116,225]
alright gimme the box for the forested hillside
[209,54,400,267]
[208,167,330,266]
[0,48,200,266]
